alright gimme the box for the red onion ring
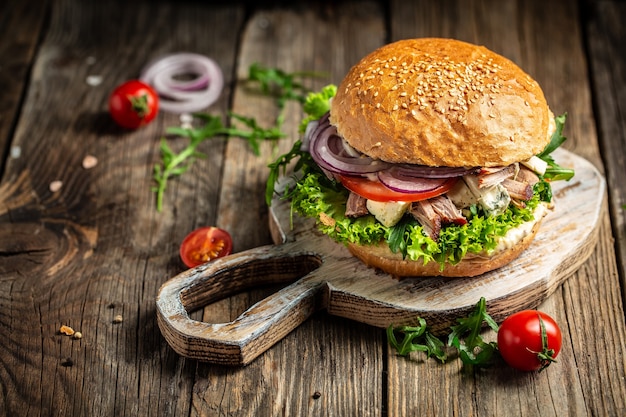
[377,167,452,193]
[308,114,390,174]
[306,112,478,182]
[140,53,224,114]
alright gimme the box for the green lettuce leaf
[289,171,543,268]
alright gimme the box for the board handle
[156,243,326,366]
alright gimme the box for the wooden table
[1,0,625,415]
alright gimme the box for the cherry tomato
[179,227,233,268]
[497,310,562,371]
[108,80,159,129]
[338,174,458,202]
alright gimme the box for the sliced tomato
[338,174,458,202]
[180,227,233,268]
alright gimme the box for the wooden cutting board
[156,149,605,366]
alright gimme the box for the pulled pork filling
[346,163,541,241]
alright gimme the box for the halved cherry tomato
[179,227,233,268]
[108,80,159,129]
[337,174,458,202]
[497,310,562,372]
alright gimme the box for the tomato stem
[529,313,558,372]
[129,93,150,119]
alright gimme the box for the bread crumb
[86,75,103,86]
[82,155,98,169]
[113,314,123,324]
[49,180,63,192]
[73,331,82,340]
[60,325,75,336]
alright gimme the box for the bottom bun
[347,203,552,278]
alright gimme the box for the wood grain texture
[1,0,626,416]
[584,0,626,302]
[157,149,603,365]
[0,0,50,174]
[387,1,626,416]
[0,1,246,416]
[194,2,387,415]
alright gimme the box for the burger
[269,38,574,277]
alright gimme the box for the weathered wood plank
[2,0,626,416]
[0,0,50,174]
[0,1,245,416]
[585,0,626,302]
[192,2,388,415]
[386,0,626,416]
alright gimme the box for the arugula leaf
[153,113,284,211]
[387,216,413,258]
[247,63,327,109]
[153,63,329,212]
[447,297,499,369]
[265,139,306,206]
[387,318,447,362]
[153,121,215,212]
[265,84,337,205]
[537,113,575,181]
[247,63,305,106]
[227,113,285,155]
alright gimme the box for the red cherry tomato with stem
[180,227,233,268]
[108,80,159,129]
[497,310,562,372]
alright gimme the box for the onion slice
[308,113,390,174]
[140,53,224,114]
[378,167,454,193]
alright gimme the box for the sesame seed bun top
[329,38,554,167]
